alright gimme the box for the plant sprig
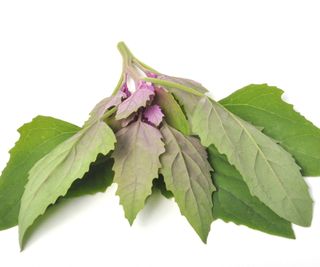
[0,42,319,250]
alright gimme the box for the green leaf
[65,155,114,199]
[0,116,79,231]
[219,84,320,176]
[160,124,215,243]
[158,79,204,114]
[112,119,165,224]
[0,116,115,232]
[208,146,295,239]
[152,175,173,199]
[154,87,190,135]
[18,121,116,248]
[191,96,313,226]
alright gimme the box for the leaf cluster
[1,43,319,249]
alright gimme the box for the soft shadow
[22,196,90,250]
[138,189,173,226]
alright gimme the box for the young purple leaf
[146,72,158,78]
[121,82,131,97]
[143,105,164,127]
[137,80,155,92]
[116,82,155,120]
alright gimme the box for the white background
[0,0,320,266]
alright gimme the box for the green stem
[112,73,125,96]
[117,41,159,74]
[117,42,133,68]
[143,77,205,97]
[117,42,141,81]
[117,42,204,97]
[134,58,159,74]
[101,106,117,121]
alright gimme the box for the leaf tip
[197,229,210,244]
[18,229,26,252]
[125,214,136,226]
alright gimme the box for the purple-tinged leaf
[121,113,138,127]
[121,82,131,97]
[112,119,165,224]
[146,72,158,78]
[143,105,164,127]
[116,84,155,120]
[137,80,155,92]
[160,123,215,243]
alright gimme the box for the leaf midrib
[20,123,100,225]
[167,127,211,238]
[222,103,306,126]
[216,174,289,228]
[214,100,305,223]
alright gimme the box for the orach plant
[1,43,319,250]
